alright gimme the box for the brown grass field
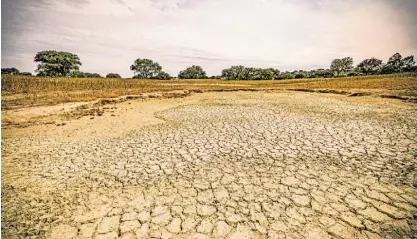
[2,73,417,109]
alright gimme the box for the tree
[221,65,246,80]
[402,55,416,72]
[34,50,81,77]
[20,72,32,76]
[330,57,354,76]
[356,58,383,75]
[130,58,162,79]
[257,68,280,80]
[1,67,20,75]
[245,67,263,80]
[267,68,281,80]
[386,53,403,73]
[311,69,334,78]
[221,66,279,80]
[178,65,207,79]
[152,71,172,80]
[106,73,122,78]
[330,59,343,75]
[381,53,416,74]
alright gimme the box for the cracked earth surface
[2,92,417,239]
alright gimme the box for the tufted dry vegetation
[1,73,416,109]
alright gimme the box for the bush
[106,73,121,78]
[152,71,172,80]
[69,71,102,78]
[1,67,20,75]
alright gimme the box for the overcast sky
[2,0,417,77]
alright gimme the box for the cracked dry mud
[2,91,417,239]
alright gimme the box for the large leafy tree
[385,53,403,73]
[356,58,383,75]
[382,53,416,73]
[1,67,20,75]
[130,58,162,79]
[106,73,122,78]
[178,65,207,79]
[34,50,82,77]
[221,65,246,80]
[330,57,354,76]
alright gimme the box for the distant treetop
[130,58,162,79]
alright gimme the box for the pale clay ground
[2,91,417,239]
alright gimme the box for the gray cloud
[2,0,417,77]
[114,0,134,12]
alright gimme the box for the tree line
[1,67,33,76]
[1,50,416,80]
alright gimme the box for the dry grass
[2,73,416,109]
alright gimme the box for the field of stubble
[2,91,417,239]
[2,73,417,109]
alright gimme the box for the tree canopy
[34,50,82,77]
[221,66,280,80]
[130,58,162,79]
[356,58,383,75]
[330,57,354,76]
[221,65,246,80]
[381,53,416,74]
[178,65,207,79]
[386,53,403,73]
[401,55,416,72]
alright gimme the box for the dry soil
[2,91,417,239]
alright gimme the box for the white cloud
[2,0,417,77]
